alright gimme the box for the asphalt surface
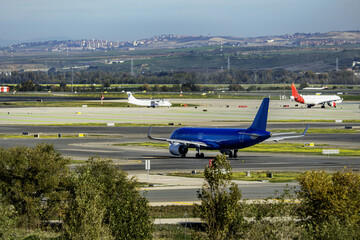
[0,125,359,201]
[143,183,298,202]
[0,125,359,172]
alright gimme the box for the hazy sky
[1,0,359,42]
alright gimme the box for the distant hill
[2,31,360,52]
[1,31,360,73]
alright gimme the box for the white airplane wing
[266,125,309,142]
[147,127,208,147]
[314,98,341,105]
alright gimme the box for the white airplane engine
[327,102,336,107]
[169,143,188,156]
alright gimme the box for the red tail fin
[291,83,304,103]
[291,83,300,97]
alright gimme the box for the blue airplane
[148,98,309,158]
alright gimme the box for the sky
[1,0,359,43]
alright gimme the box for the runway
[0,125,359,172]
[0,124,359,201]
[0,99,359,126]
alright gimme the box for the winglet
[147,126,153,139]
[301,124,310,136]
[147,126,168,141]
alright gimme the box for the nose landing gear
[220,149,238,158]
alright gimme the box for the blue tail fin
[248,98,269,131]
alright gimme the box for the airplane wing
[265,125,309,142]
[147,127,208,147]
[314,99,340,105]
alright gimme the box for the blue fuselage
[170,127,271,150]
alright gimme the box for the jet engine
[169,143,188,156]
[327,102,336,107]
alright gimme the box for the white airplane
[302,86,328,90]
[291,83,342,108]
[127,92,172,107]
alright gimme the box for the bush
[63,158,153,240]
[0,197,17,238]
[195,154,244,239]
[0,144,71,229]
[297,170,360,238]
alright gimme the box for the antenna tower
[131,59,134,76]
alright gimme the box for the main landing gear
[195,152,205,158]
[228,149,238,158]
[195,147,205,158]
[194,149,238,158]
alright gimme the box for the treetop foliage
[297,170,360,239]
[64,157,153,240]
[0,146,153,239]
[196,154,243,240]
[0,144,71,228]
[1,68,357,91]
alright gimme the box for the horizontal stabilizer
[148,126,207,147]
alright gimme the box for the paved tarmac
[134,173,298,202]
[0,98,359,202]
[0,99,359,126]
[0,125,359,173]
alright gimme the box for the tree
[0,144,71,228]
[138,83,151,92]
[18,80,36,91]
[297,170,360,239]
[161,85,169,92]
[228,84,244,91]
[195,154,244,240]
[299,82,309,89]
[247,85,257,92]
[63,166,113,240]
[0,196,17,239]
[59,81,67,91]
[64,158,153,240]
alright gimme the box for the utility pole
[131,59,135,76]
[227,56,230,71]
[71,69,74,92]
